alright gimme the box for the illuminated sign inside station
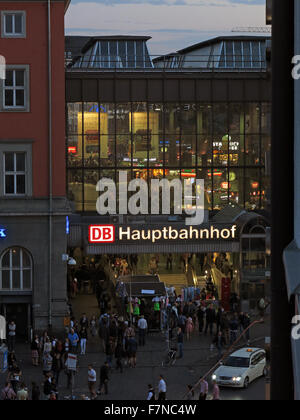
[89,225,237,244]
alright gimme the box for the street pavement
[0,293,270,401]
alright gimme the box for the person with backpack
[0,382,16,400]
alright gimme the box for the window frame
[1,11,26,39]
[0,141,33,197]
[0,247,32,292]
[3,152,26,196]
[0,65,30,112]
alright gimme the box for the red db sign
[89,225,115,243]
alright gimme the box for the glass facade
[67,101,271,213]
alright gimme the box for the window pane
[16,175,26,194]
[99,135,115,167]
[213,104,228,134]
[211,168,229,210]
[229,103,244,134]
[165,135,180,167]
[67,136,82,167]
[12,248,21,267]
[12,271,21,289]
[5,153,14,172]
[197,104,212,135]
[245,136,260,165]
[84,170,99,212]
[181,135,196,167]
[116,103,131,134]
[23,270,31,290]
[198,135,211,167]
[68,170,83,212]
[5,14,13,33]
[14,14,23,34]
[2,251,10,268]
[83,135,99,168]
[116,135,131,167]
[16,153,25,171]
[15,70,24,86]
[4,90,14,107]
[22,251,31,268]
[5,70,13,86]
[245,169,261,210]
[180,104,196,134]
[16,90,25,106]
[245,104,260,134]
[1,271,10,290]
[5,175,15,194]
[67,103,83,134]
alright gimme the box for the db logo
[89,225,115,243]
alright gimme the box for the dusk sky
[65,0,267,55]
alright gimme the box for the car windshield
[224,356,250,368]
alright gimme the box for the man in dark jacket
[99,362,109,395]
[205,304,216,336]
[197,306,205,334]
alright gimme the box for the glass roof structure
[71,37,153,70]
[153,37,269,71]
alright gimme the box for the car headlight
[232,377,242,382]
[212,375,217,381]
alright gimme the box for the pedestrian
[199,378,208,400]
[186,316,194,341]
[158,375,167,401]
[7,321,16,352]
[31,335,40,367]
[186,385,195,400]
[17,382,29,400]
[52,352,63,385]
[1,382,16,400]
[137,315,148,346]
[147,384,156,401]
[127,336,138,368]
[43,373,53,400]
[68,328,79,354]
[115,341,124,373]
[99,362,109,395]
[43,352,53,377]
[88,365,97,400]
[229,316,239,345]
[105,338,114,368]
[80,313,89,329]
[212,381,220,400]
[177,327,184,359]
[90,315,98,338]
[79,326,88,355]
[197,305,205,335]
[99,317,109,353]
[8,362,22,394]
[43,337,52,354]
[213,331,226,359]
[205,304,216,336]
[31,382,40,401]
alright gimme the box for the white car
[212,348,267,389]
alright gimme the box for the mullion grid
[0,249,28,291]
[4,152,26,195]
[4,69,25,108]
[68,100,266,213]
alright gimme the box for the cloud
[65,0,266,54]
